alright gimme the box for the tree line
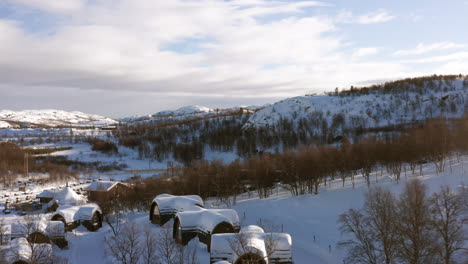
[110,115,468,213]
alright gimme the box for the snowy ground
[3,155,460,264]
[220,157,467,264]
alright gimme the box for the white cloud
[400,51,468,64]
[356,10,394,24]
[10,0,84,13]
[337,9,395,24]
[0,0,347,96]
[352,47,379,58]
[394,42,466,56]
[0,1,461,116]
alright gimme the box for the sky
[0,0,467,118]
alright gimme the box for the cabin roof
[53,203,102,223]
[37,187,84,206]
[211,225,292,263]
[176,208,239,233]
[152,194,204,213]
[86,181,129,192]
[10,219,64,238]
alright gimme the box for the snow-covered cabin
[37,187,84,208]
[36,189,59,203]
[86,181,131,205]
[2,237,52,264]
[150,194,204,225]
[173,208,240,249]
[51,203,103,232]
[210,225,293,264]
[10,219,67,248]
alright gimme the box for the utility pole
[24,153,29,178]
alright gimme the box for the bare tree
[105,221,141,264]
[396,180,440,264]
[0,218,9,246]
[155,226,180,264]
[0,219,9,263]
[103,200,124,237]
[338,208,378,264]
[6,215,53,264]
[429,186,467,264]
[176,241,198,264]
[227,231,278,264]
[364,186,398,264]
[154,225,198,264]
[141,226,158,264]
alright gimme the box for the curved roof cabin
[150,194,204,225]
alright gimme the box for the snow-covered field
[2,155,461,264]
[219,157,466,264]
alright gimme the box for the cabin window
[91,213,99,226]
[212,222,235,234]
[153,204,160,216]
[177,224,182,241]
[235,253,266,264]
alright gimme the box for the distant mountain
[120,105,259,125]
[0,109,117,128]
[154,105,212,117]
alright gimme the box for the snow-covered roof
[240,225,265,233]
[37,189,59,198]
[211,225,292,264]
[11,218,65,238]
[4,237,52,263]
[54,187,84,205]
[38,187,84,206]
[86,181,126,191]
[176,208,239,234]
[152,194,204,214]
[53,203,102,223]
[46,221,65,238]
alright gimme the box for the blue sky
[0,0,467,117]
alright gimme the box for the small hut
[10,220,67,249]
[36,189,58,203]
[37,187,85,211]
[3,237,52,264]
[51,203,103,232]
[173,208,240,250]
[210,225,293,264]
[150,194,204,225]
[86,181,131,205]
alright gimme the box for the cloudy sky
[1,0,467,117]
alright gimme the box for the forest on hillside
[115,74,468,165]
[101,115,468,213]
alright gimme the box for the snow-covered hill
[154,105,212,117]
[121,105,257,125]
[244,77,468,134]
[0,109,117,128]
[120,105,213,123]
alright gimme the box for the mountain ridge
[0,109,117,128]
